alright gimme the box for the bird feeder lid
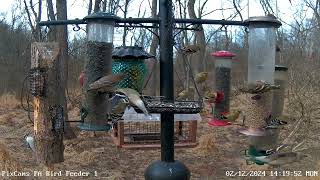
[211,51,236,58]
[275,65,288,71]
[208,119,231,126]
[84,12,120,23]
[245,16,282,28]
[112,46,155,59]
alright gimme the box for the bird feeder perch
[240,16,281,136]
[272,65,288,118]
[209,51,235,126]
[112,46,153,93]
[77,12,120,131]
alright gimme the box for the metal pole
[159,0,174,162]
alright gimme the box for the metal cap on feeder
[84,12,120,43]
[112,46,154,92]
[211,50,236,68]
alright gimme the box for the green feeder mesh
[112,59,147,92]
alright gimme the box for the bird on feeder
[176,88,195,100]
[115,88,150,117]
[265,115,288,129]
[88,73,126,93]
[24,134,35,152]
[220,110,242,122]
[110,94,129,114]
[240,80,280,94]
[195,72,209,84]
[78,71,85,87]
[179,44,200,55]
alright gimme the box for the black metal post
[144,0,190,179]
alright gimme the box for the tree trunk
[187,0,205,73]
[56,0,76,139]
[147,0,159,96]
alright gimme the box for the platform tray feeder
[111,107,199,149]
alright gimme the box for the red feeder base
[208,119,231,127]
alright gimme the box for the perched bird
[265,116,288,129]
[88,73,125,93]
[195,72,209,84]
[246,152,308,166]
[204,90,217,103]
[176,88,194,100]
[24,134,35,152]
[240,80,280,94]
[220,110,241,122]
[179,44,200,55]
[115,88,150,117]
[110,94,129,115]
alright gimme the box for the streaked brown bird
[204,90,217,103]
[240,80,280,94]
[88,73,125,93]
[195,72,209,84]
[115,88,150,117]
[180,44,200,55]
[176,88,194,100]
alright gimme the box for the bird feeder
[209,51,235,126]
[240,16,281,135]
[272,65,288,118]
[77,12,120,131]
[112,46,154,93]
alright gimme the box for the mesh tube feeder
[239,16,281,136]
[77,12,120,131]
[112,46,154,93]
[208,51,236,127]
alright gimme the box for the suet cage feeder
[240,16,281,134]
[272,65,288,118]
[112,46,152,93]
[77,12,120,131]
[208,51,235,127]
[29,67,47,97]
[111,108,199,149]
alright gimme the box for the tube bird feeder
[209,51,235,126]
[239,16,281,136]
[272,65,288,118]
[77,12,120,131]
[112,46,154,93]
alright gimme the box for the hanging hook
[72,24,81,32]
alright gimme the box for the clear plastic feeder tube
[87,22,115,43]
[211,51,235,118]
[247,16,281,84]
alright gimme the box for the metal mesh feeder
[133,96,203,114]
[112,46,154,92]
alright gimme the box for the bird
[195,72,209,84]
[179,44,200,55]
[246,152,308,166]
[115,88,150,117]
[24,134,35,152]
[240,80,280,94]
[110,94,129,115]
[220,110,241,122]
[88,73,126,93]
[176,88,194,100]
[204,90,217,103]
[265,116,288,129]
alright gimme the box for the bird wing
[89,73,125,91]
